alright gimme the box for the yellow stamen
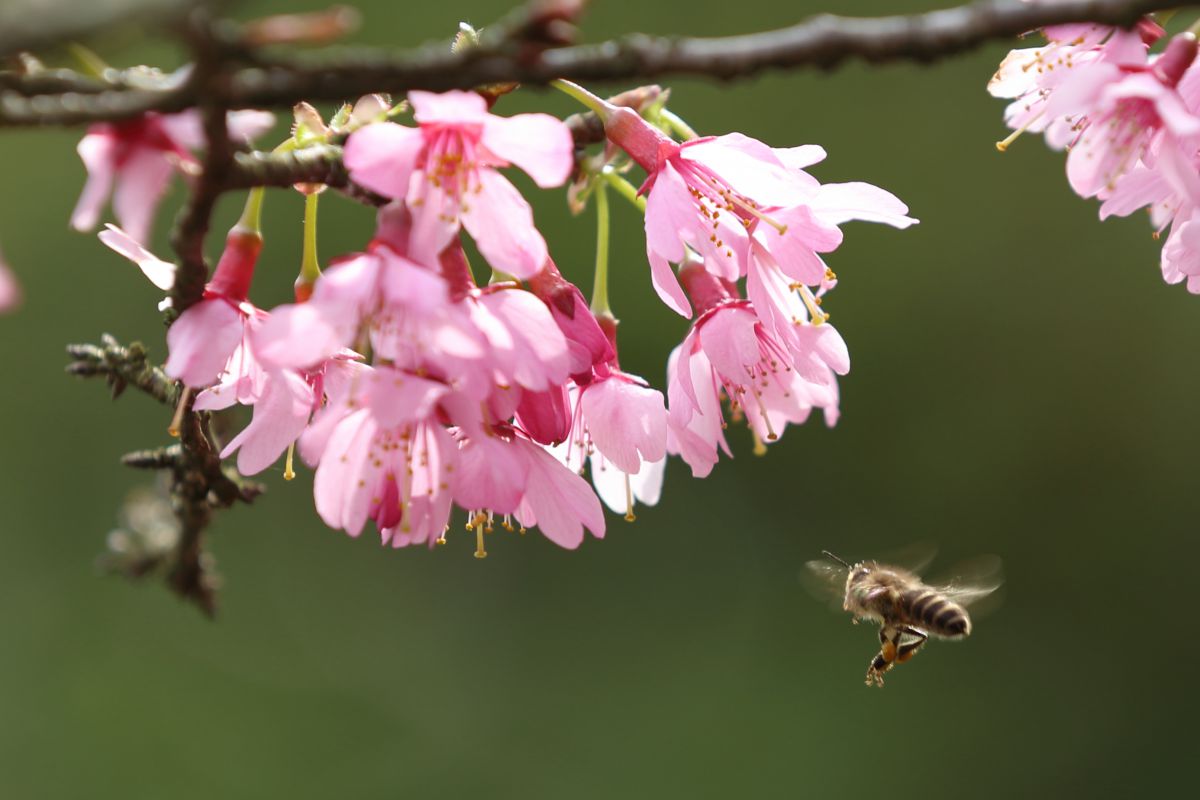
[624,474,637,522]
[474,525,487,559]
[995,110,1045,152]
[283,442,296,481]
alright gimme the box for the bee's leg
[866,627,898,687]
[895,627,929,664]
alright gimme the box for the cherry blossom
[343,90,573,277]
[72,110,273,244]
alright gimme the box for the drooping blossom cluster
[990,20,1200,292]
[92,81,914,556]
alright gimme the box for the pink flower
[310,364,453,538]
[99,219,266,389]
[166,225,265,388]
[667,263,844,477]
[1058,34,1200,199]
[73,110,273,243]
[343,90,573,277]
[586,88,913,315]
[452,425,606,550]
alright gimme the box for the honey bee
[805,549,1002,687]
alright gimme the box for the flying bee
[805,549,1002,687]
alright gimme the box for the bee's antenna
[821,550,852,568]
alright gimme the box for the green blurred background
[1,0,1193,797]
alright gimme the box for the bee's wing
[928,555,1004,614]
[800,558,847,612]
[879,540,939,575]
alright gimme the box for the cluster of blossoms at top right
[990,20,1200,292]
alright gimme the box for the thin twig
[2,0,1195,128]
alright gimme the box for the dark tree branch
[3,0,1197,128]
[66,335,179,404]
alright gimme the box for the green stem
[602,169,646,213]
[300,192,321,283]
[661,108,700,141]
[551,79,608,116]
[591,181,611,315]
[237,187,265,233]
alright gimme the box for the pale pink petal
[683,134,812,206]
[98,224,176,289]
[811,182,918,228]
[460,170,548,279]
[70,132,117,233]
[755,206,840,285]
[1098,165,1171,219]
[406,172,462,268]
[581,377,668,474]
[1154,141,1200,207]
[313,410,376,535]
[112,148,175,245]
[221,370,313,475]
[643,160,695,264]
[773,144,827,170]
[0,253,20,314]
[590,453,665,515]
[482,112,574,188]
[481,289,570,390]
[365,367,447,429]
[517,439,605,549]
[452,435,530,514]
[344,122,424,199]
[224,109,276,143]
[647,250,691,317]
[697,307,761,381]
[164,299,244,387]
[408,89,488,124]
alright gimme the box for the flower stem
[661,108,700,141]
[299,191,321,284]
[601,169,646,213]
[551,79,608,116]
[592,180,611,315]
[237,187,265,233]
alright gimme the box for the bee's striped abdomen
[901,589,971,638]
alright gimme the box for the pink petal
[0,254,21,314]
[365,367,447,429]
[811,182,918,228]
[647,250,691,317]
[517,440,606,549]
[313,410,376,535]
[581,377,667,474]
[755,206,840,285]
[406,173,462,268]
[460,169,548,278]
[112,148,175,245]
[452,435,530,514]
[221,369,313,475]
[683,134,812,206]
[70,132,117,233]
[773,144,827,170]
[643,160,695,264]
[344,122,424,199]
[482,112,574,188]
[408,90,488,124]
[697,307,760,381]
[98,224,176,290]
[225,109,276,143]
[164,299,244,387]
